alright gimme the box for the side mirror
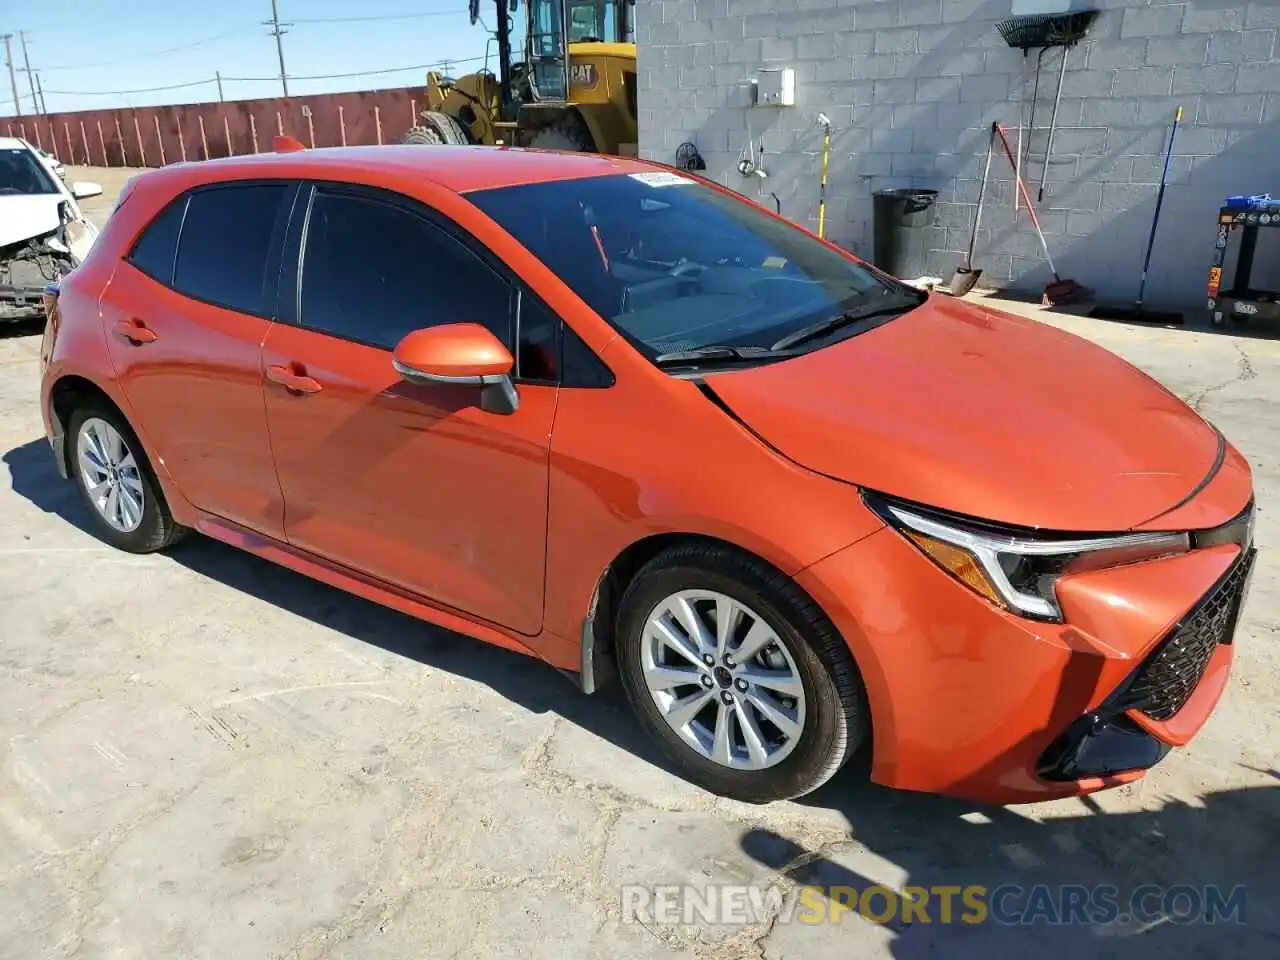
[392,323,520,414]
[71,181,103,200]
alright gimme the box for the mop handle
[818,126,830,238]
[993,122,1058,277]
[1138,106,1183,297]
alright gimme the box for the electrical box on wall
[756,67,795,106]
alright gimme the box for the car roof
[0,136,34,151]
[139,144,661,195]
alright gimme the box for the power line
[39,56,486,98]
[43,78,218,96]
[221,56,486,84]
[36,27,252,72]
[290,10,463,24]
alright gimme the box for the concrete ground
[0,169,1276,959]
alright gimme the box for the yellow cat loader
[403,0,638,156]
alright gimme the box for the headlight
[867,495,1190,621]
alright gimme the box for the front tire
[616,543,867,803]
[526,116,595,152]
[68,400,187,553]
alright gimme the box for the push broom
[992,121,1087,306]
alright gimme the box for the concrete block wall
[637,0,1280,306]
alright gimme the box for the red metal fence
[2,86,431,168]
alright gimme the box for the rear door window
[297,187,513,351]
[172,182,292,315]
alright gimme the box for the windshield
[567,0,619,40]
[467,171,920,360]
[0,146,58,196]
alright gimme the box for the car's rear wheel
[616,542,867,803]
[68,401,187,553]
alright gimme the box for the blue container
[1225,193,1273,210]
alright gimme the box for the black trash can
[871,188,938,280]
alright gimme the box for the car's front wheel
[68,400,187,553]
[616,542,867,803]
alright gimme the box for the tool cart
[1207,197,1280,326]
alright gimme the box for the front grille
[1121,550,1254,721]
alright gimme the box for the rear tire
[402,125,444,145]
[402,111,468,146]
[67,400,187,554]
[615,542,867,803]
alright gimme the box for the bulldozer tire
[527,117,595,153]
[423,111,467,144]
[440,114,472,144]
[402,125,445,145]
[402,112,467,146]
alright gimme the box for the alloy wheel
[76,417,145,533]
[641,589,806,770]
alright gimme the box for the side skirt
[196,514,548,664]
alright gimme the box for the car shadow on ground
[0,318,45,339]
[741,771,1279,955]
[1,435,674,773]
[6,434,1278,954]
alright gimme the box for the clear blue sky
[2,0,497,116]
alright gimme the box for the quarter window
[172,183,291,315]
[126,195,187,285]
[298,190,512,351]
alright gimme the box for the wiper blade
[653,345,784,367]
[770,300,920,352]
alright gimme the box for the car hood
[706,297,1222,532]
[0,195,63,248]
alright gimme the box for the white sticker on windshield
[629,171,693,188]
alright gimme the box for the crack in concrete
[1190,342,1259,412]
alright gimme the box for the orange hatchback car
[40,146,1255,804]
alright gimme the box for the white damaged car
[1,136,102,320]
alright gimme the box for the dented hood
[0,194,63,249]
[706,297,1222,532]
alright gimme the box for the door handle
[114,318,158,344]
[267,364,323,395]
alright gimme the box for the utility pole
[216,70,224,102]
[265,0,290,97]
[2,34,21,116]
[18,31,37,118]
[34,71,46,116]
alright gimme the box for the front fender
[540,369,884,673]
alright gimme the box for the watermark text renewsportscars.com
[620,883,1248,927]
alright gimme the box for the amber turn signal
[905,530,1008,610]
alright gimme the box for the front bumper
[796,502,1255,805]
[1038,545,1254,782]
[0,282,49,320]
